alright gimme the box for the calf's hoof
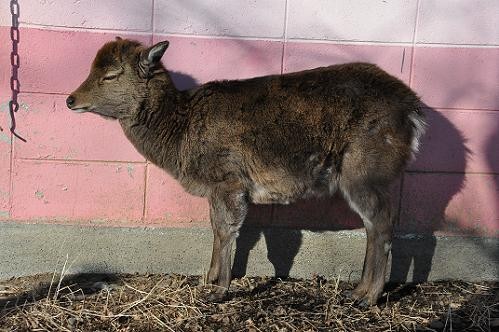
[205,288,228,303]
[354,297,372,309]
[344,289,378,307]
[344,285,367,301]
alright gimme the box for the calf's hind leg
[206,226,221,284]
[341,180,393,306]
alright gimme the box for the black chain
[8,0,26,142]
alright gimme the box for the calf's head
[67,38,170,119]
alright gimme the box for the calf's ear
[139,41,169,78]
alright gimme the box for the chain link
[10,52,19,68]
[10,25,19,42]
[10,0,19,35]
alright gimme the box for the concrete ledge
[0,222,497,282]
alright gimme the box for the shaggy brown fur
[67,38,426,306]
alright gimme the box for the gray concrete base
[0,222,497,282]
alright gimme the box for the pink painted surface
[0,26,11,219]
[145,167,274,226]
[409,109,499,173]
[284,42,412,83]
[145,165,209,223]
[0,106,10,218]
[0,144,10,218]
[11,160,146,221]
[400,173,499,236]
[14,93,144,162]
[18,28,152,94]
[0,27,9,96]
[0,22,496,239]
[412,47,499,110]
[157,35,283,88]
[0,96,11,142]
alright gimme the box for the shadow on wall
[486,122,499,232]
[169,71,198,91]
[485,120,499,279]
[390,106,468,283]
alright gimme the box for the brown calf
[67,38,425,305]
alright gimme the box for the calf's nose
[66,95,75,108]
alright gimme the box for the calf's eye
[103,74,118,81]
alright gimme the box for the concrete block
[412,46,499,110]
[287,0,418,42]
[400,172,499,236]
[409,109,499,173]
[11,160,146,221]
[417,0,499,45]
[154,0,286,38]
[284,42,411,83]
[20,0,153,31]
[14,93,144,162]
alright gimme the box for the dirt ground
[0,273,497,332]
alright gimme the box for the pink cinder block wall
[0,0,498,237]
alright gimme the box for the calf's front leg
[206,188,247,301]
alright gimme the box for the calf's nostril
[66,95,75,108]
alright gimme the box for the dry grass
[0,271,497,331]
